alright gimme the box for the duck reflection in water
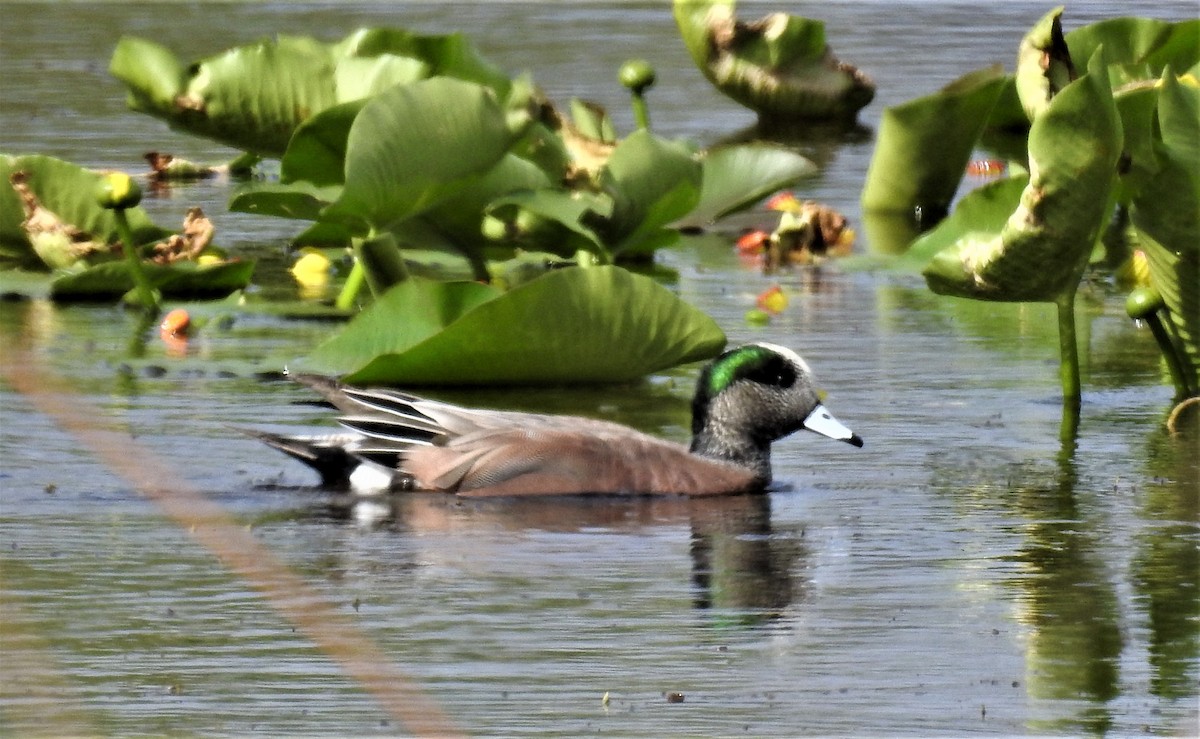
[320,491,805,626]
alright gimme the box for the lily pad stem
[1143,311,1195,400]
[1055,287,1081,443]
[113,209,160,314]
[630,94,651,130]
[1126,286,1196,400]
[335,260,366,311]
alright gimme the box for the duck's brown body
[399,415,761,497]
[252,344,861,497]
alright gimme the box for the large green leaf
[1015,7,1075,122]
[108,36,187,115]
[298,266,726,386]
[109,29,513,158]
[111,35,338,157]
[280,99,368,186]
[602,131,702,256]
[332,27,512,95]
[861,65,1008,215]
[1067,17,1200,85]
[1,154,169,270]
[673,144,817,230]
[672,0,874,123]
[322,78,518,234]
[902,176,1028,269]
[922,52,1123,302]
[333,55,429,103]
[1112,83,1163,204]
[298,277,501,376]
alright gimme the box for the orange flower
[735,230,771,255]
[765,191,803,212]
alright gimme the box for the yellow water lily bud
[290,250,332,290]
[96,172,142,210]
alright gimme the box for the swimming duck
[249,342,862,497]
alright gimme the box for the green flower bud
[619,59,656,95]
[1125,286,1165,320]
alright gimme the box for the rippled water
[2,2,1198,736]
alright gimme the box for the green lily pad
[903,176,1028,270]
[111,35,339,157]
[922,51,1123,302]
[109,29,515,158]
[322,77,521,235]
[673,0,874,123]
[280,99,369,187]
[602,130,702,257]
[298,266,726,386]
[861,65,1009,216]
[49,259,255,300]
[673,144,818,230]
[1066,16,1200,85]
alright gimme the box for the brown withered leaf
[149,207,216,264]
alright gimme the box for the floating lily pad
[49,259,255,301]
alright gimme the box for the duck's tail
[236,427,363,488]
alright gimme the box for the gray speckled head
[690,343,860,484]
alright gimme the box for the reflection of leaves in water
[1134,427,1200,701]
[929,451,1120,735]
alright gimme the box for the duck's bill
[802,404,864,447]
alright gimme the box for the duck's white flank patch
[348,461,394,496]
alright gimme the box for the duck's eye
[775,364,796,388]
[744,358,796,389]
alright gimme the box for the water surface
[2,2,1197,736]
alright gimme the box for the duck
[248,342,862,497]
